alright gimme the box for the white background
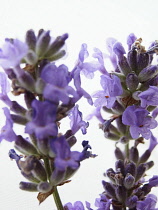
[0,0,158,209]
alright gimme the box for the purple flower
[41,63,77,104]
[149,134,158,152]
[95,194,111,210]
[0,39,28,69]
[122,105,157,139]
[64,201,85,210]
[76,43,101,79]
[105,37,117,69]
[69,105,89,135]
[136,194,158,210]
[139,86,158,108]
[51,136,80,171]
[93,74,123,108]
[25,100,58,139]
[0,107,16,142]
[0,72,12,106]
[86,107,104,123]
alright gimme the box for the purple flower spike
[0,107,16,142]
[122,105,157,139]
[64,201,85,210]
[51,136,80,171]
[69,105,89,135]
[93,74,123,108]
[0,39,28,69]
[25,100,58,139]
[139,86,158,108]
[136,194,158,210]
[41,63,77,104]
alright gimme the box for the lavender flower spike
[93,74,123,108]
[0,39,28,69]
[122,105,157,139]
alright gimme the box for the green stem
[125,143,129,160]
[53,186,64,210]
[44,157,51,179]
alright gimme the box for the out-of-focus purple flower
[136,194,158,210]
[41,63,77,104]
[93,74,123,108]
[152,108,158,118]
[93,48,108,75]
[69,105,89,135]
[95,194,111,210]
[76,43,101,79]
[0,39,28,69]
[0,107,16,142]
[25,100,58,139]
[64,201,85,210]
[105,37,117,70]
[127,33,137,50]
[122,105,157,139]
[86,107,104,123]
[149,134,158,152]
[0,72,12,106]
[148,176,158,188]
[139,86,158,108]
[51,136,81,171]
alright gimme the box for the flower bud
[118,56,131,75]
[21,171,40,183]
[127,49,137,72]
[115,116,127,135]
[129,146,139,163]
[106,168,116,184]
[102,181,116,199]
[115,160,125,175]
[24,91,36,109]
[11,101,27,115]
[25,50,38,65]
[123,173,135,189]
[138,65,158,82]
[19,181,38,192]
[135,163,146,181]
[138,149,151,164]
[115,147,124,160]
[36,31,51,57]
[115,186,127,202]
[127,33,137,50]
[145,161,154,170]
[15,135,38,156]
[45,33,68,58]
[137,53,149,73]
[50,169,66,186]
[111,101,124,115]
[25,29,36,50]
[113,42,126,59]
[18,71,35,92]
[49,50,66,61]
[104,132,120,141]
[119,136,129,144]
[126,73,139,91]
[125,162,136,177]
[11,114,28,125]
[37,182,52,193]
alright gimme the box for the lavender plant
[0,30,158,210]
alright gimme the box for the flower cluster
[0,30,158,210]
[0,30,97,207]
